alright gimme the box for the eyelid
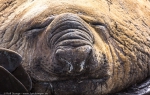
[26,28,45,35]
[23,16,56,37]
[27,16,55,31]
[90,22,106,26]
[92,25,111,43]
[79,14,105,25]
[23,28,45,38]
[78,14,111,42]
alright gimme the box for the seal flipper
[0,48,32,92]
[0,48,22,72]
[12,65,32,91]
[0,66,28,93]
[128,77,150,95]
[115,78,150,95]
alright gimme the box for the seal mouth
[33,76,109,95]
[47,15,94,49]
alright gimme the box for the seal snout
[46,13,95,76]
[55,45,92,75]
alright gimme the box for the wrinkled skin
[0,0,150,95]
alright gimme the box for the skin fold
[0,0,150,95]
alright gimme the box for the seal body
[0,0,150,94]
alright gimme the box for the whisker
[44,79,54,95]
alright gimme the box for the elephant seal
[0,0,150,95]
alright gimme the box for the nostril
[79,60,85,72]
[55,45,92,75]
[55,49,64,61]
[68,62,73,73]
[55,49,73,73]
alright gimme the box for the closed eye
[23,16,56,40]
[92,24,111,43]
[79,14,110,43]
[23,28,45,40]
[27,16,55,31]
